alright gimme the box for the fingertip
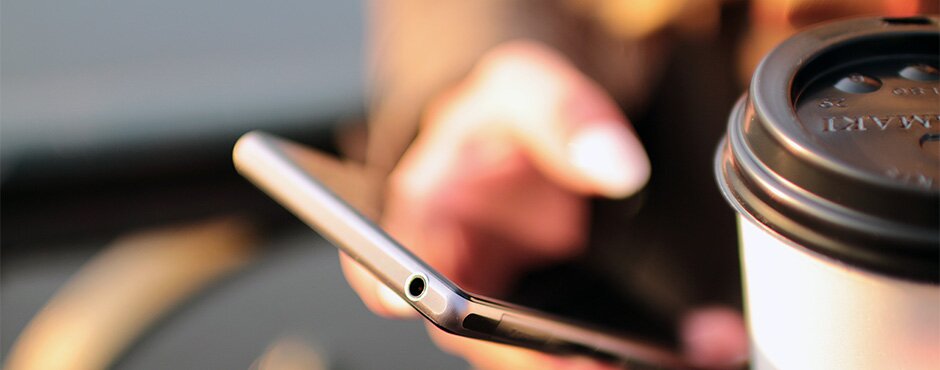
[681,307,749,369]
[461,40,651,199]
[339,253,416,319]
[376,284,418,318]
[568,122,650,198]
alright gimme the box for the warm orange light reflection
[5,218,257,370]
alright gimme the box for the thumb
[467,41,650,198]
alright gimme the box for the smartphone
[233,131,686,369]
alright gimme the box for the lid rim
[716,89,940,283]
[716,137,940,284]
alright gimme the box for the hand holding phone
[233,131,686,369]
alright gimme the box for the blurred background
[5,1,934,369]
[1,0,465,368]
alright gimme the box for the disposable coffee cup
[715,16,939,370]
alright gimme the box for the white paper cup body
[737,214,939,370]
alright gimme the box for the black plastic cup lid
[716,16,939,283]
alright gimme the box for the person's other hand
[342,40,746,369]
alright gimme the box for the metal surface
[715,16,940,282]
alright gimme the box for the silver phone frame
[233,131,686,369]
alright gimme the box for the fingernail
[568,122,650,198]
[377,284,417,318]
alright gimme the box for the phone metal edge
[233,131,687,368]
